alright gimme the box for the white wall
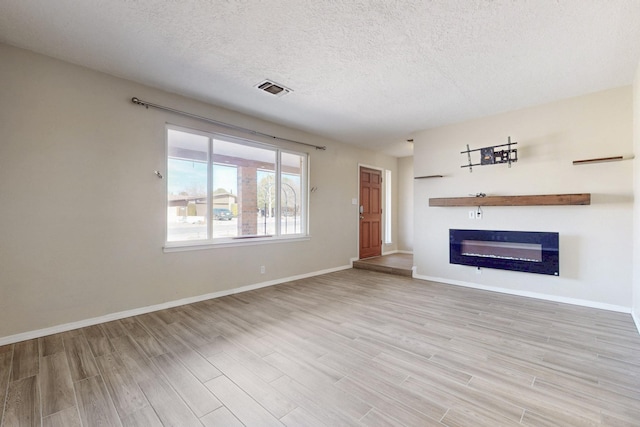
[0,43,398,340]
[397,156,414,252]
[413,87,634,310]
[633,61,640,330]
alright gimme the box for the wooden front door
[359,167,382,259]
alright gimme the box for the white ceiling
[1,1,640,157]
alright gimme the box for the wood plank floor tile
[42,407,81,427]
[134,315,185,353]
[75,375,121,427]
[205,375,284,427]
[173,346,222,383]
[520,409,598,427]
[101,320,129,340]
[120,406,163,427]
[200,406,244,427]
[82,325,114,357]
[95,352,148,418]
[152,352,221,417]
[3,376,40,427]
[334,376,442,427]
[360,408,411,427]
[123,321,167,358]
[441,406,522,427]
[164,322,210,349]
[468,375,601,425]
[153,324,222,383]
[0,348,13,423]
[137,376,202,427]
[532,376,640,425]
[279,407,326,427]
[214,320,275,357]
[40,352,75,417]
[401,375,524,424]
[109,335,147,364]
[275,375,371,423]
[335,359,449,421]
[38,334,64,357]
[64,335,99,382]
[205,335,283,382]
[263,351,343,390]
[318,350,409,386]
[270,375,362,427]
[208,351,296,418]
[11,340,38,381]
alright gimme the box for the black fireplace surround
[450,229,559,276]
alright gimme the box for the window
[166,126,308,246]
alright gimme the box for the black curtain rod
[131,97,327,151]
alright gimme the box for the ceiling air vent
[255,79,292,97]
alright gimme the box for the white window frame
[164,124,309,252]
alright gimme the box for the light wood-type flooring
[353,254,414,277]
[1,268,640,426]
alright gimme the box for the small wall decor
[461,136,518,172]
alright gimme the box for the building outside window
[166,126,308,245]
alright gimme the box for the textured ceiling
[1,1,640,157]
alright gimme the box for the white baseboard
[413,273,631,314]
[0,264,352,346]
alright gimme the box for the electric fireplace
[450,229,559,276]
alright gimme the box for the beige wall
[397,156,414,252]
[0,43,398,340]
[633,61,640,329]
[413,87,634,310]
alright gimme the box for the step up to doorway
[353,254,413,277]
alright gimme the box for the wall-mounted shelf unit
[429,193,591,207]
[572,155,633,165]
[414,175,444,179]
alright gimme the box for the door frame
[357,163,386,259]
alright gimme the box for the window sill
[163,235,311,253]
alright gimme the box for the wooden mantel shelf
[429,193,591,207]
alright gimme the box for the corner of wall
[633,59,640,335]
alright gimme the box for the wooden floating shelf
[429,193,591,207]
[414,175,444,179]
[573,155,633,165]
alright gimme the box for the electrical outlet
[476,209,482,219]
[476,267,482,275]
[260,265,265,274]
[468,210,476,219]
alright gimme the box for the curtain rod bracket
[131,96,326,151]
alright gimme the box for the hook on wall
[154,170,163,179]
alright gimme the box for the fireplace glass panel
[461,240,542,262]
[450,229,559,276]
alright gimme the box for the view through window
[167,126,307,244]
